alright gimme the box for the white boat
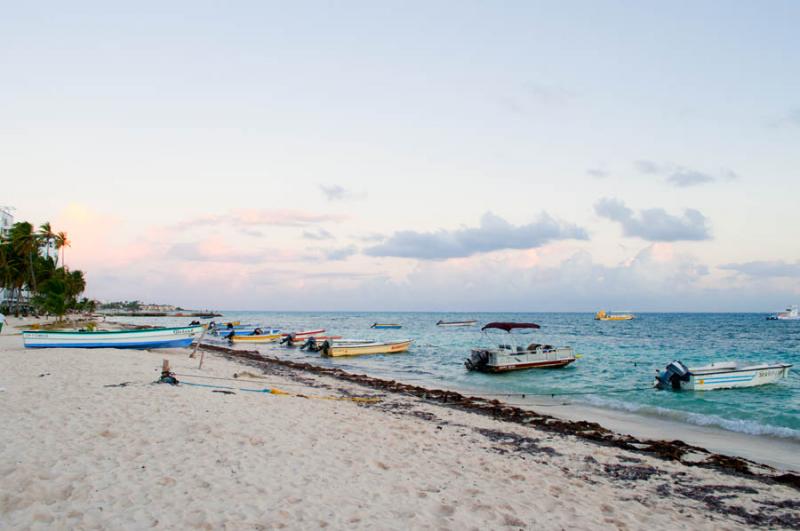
[436,320,477,327]
[23,326,203,349]
[654,360,792,391]
[767,305,800,321]
[464,322,577,373]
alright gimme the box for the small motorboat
[318,339,413,357]
[436,320,477,327]
[371,323,402,329]
[595,310,635,321]
[282,334,342,347]
[464,322,577,373]
[654,360,792,391]
[228,328,282,343]
[767,305,800,321]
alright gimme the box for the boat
[281,333,341,347]
[230,333,283,343]
[464,322,577,372]
[22,325,203,349]
[280,329,326,341]
[436,320,477,327]
[767,305,800,321]
[595,310,635,321]
[654,360,792,391]
[371,323,402,329]
[318,339,413,357]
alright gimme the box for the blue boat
[22,326,203,349]
[370,323,402,329]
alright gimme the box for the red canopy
[481,322,541,332]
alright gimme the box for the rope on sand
[177,378,381,403]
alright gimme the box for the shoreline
[207,344,800,485]
[2,325,799,528]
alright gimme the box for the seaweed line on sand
[200,344,800,492]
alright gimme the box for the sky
[2,1,799,311]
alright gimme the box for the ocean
[115,311,800,441]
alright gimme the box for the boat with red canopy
[464,322,578,373]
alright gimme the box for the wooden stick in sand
[189,326,207,359]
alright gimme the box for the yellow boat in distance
[595,310,635,321]
[230,333,282,343]
[321,339,413,357]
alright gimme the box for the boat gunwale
[22,325,203,335]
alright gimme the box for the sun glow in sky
[3,1,799,310]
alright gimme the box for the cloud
[303,228,334,241]
[170,209,345,231]
[586,168,608,178]
[318,183,362,202]
[166,241,266,263]
[595,197,711,242]
[324,245,357,261]
[719,260,800,278]
[634,160,739,187]
[365,212,588,260]
[769,109,800,128]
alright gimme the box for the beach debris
[197,343,800,492]
[103,382,132,388]
[157,359,179,385]
[212,390,235,395]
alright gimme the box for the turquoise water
[118,312,800,440]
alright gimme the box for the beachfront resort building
[0,206,13,239]
[1,206,15,308]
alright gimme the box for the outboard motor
[655,360,691,390]
[301,336,318,351]
[319,340,332,357]
[464,350,491,371]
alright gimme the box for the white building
[0,206,13,239]
[1,206,14,309]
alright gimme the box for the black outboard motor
[301,336,318,351]
[655,360,691,390]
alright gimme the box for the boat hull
[686,365,791,390]
[436,321,477,327]
[371,324,402,329]
[479,358,576,372]
[466,346,577,373]
[22,326,203,349]
[230,334,282,343]
[323,340,412,357]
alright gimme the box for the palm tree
[38,222,56,265]
[56,231,70,269]
[10,222,39,294]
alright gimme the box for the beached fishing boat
[319,339,413,357]
[654,360,792,391]
[280,329,325,340]
[436,320,477,327]
[464,322,577,372]
[767,305,800,321]
[22,326,203,349]
[595,310,635,321]
[371,323,402,329]
[230,333,283,343]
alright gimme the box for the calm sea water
[117,312,800,440]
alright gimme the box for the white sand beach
[1,319,798,529]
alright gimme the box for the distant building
[0,206,13,239]
[1,206,15,308]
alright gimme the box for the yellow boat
[321,339,413,357]
[230,333,282,343]
[595,310,635,321]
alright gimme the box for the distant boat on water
[371,323,402,329]
[436,320,477,327]
[767,305,800,321]
[22,326,203,349]
[595,310,635,321]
